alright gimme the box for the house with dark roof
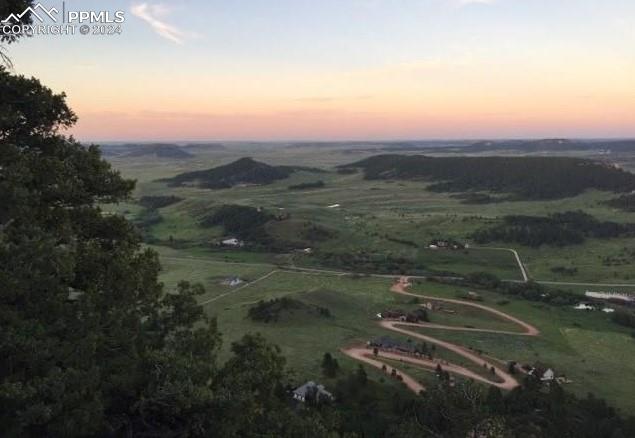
[292,381,333,403]
[368,336,416,354]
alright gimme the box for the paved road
[161,251,635,299]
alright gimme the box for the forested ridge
[344,154,635,200]
[471,211,635,247]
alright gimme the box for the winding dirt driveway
[391,277,539,337]
[342,277,540,393]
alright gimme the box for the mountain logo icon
[2,3,59,23]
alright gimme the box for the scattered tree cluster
[451,192,503,204]
[288,180,325,190]
[133,196,184,240]
[436,364,451,382]
[436,272,581,307]
[321,353,340,378]
[551,266,579,276]
[248,297,331,323]
[385,235,419,248]
[137,195,183,209]
[611,309,635,329]
[606,193,635,212]
[133,207,163,232]
[200,204,273,242]
[317,251,428,275]
[471,211,635,247]
[300,222,337,242]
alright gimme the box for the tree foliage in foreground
[0,67,331,437]
[1,0,32,47]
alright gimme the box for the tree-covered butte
[342,154,635,200]
[471,211,635,247]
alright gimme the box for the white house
[573,303,594,311]
[223,276,243,287]
[221,238,243,247]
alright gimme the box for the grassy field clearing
[519,239,635,283]
[154,246,635,412]
[420,299,525,333]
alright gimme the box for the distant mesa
[342,154,635,200]
[463,138,635,153]
[181,143,226,153]
[294,138,635,154]
[99,143,194,159]
[163,157,322,189]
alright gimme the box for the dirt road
[342,347,426,393]
[391,277,539,336]
[343,277,540,394]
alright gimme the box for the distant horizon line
[83,137,635,145]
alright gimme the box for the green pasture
[153,248,635,412]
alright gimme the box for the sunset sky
[7,0,635,141]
